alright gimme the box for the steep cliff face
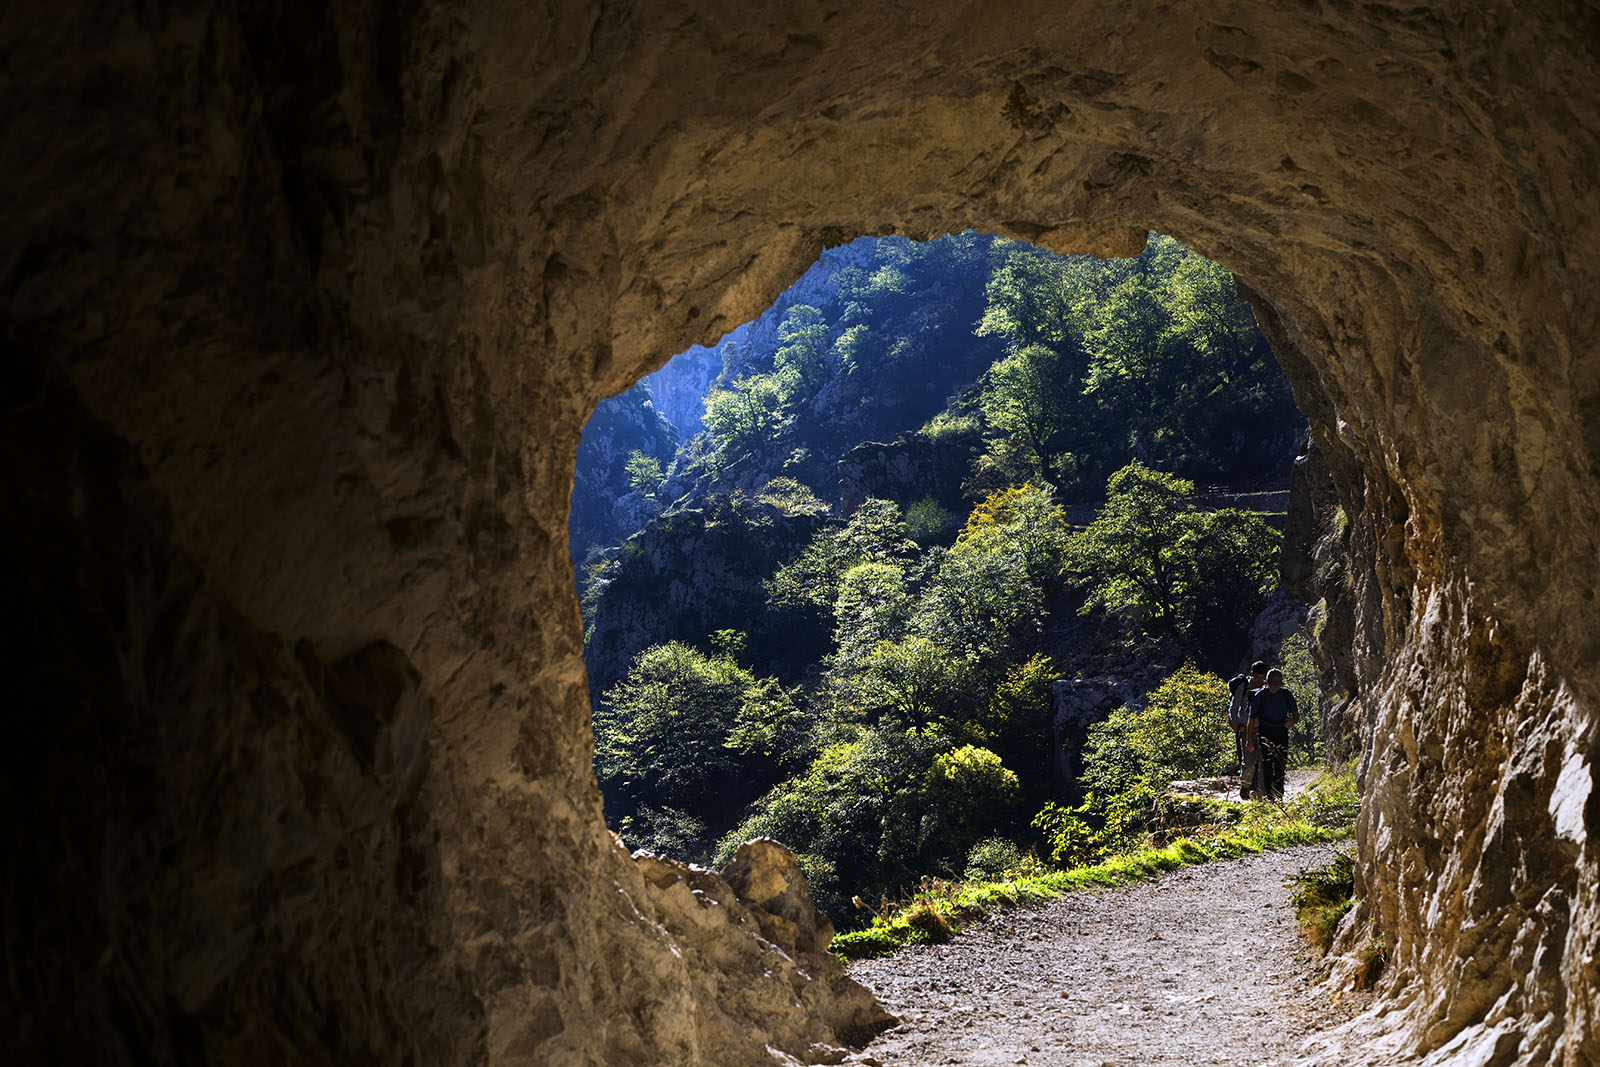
[836,427,983,518]
[568,381,677,570]
[1280,431,1374,764]
[582,496,826,695]
[3,3,1596,1066]
[652,233,1012,511]
[645,346,722,438]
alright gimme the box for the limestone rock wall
[2,1,1597,1064]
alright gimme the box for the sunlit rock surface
[633,840,896,1062]
[2,1,1596,1064]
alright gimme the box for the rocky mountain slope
[568,381,678,570]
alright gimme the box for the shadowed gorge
[2,2,1596,1065]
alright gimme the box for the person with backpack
[1226,660,1267,779]
[1244,668,1299,800]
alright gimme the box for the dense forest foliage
[681,232,1294,507]
[573,232,1315,922]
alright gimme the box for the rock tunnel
[2,1,1596,1063]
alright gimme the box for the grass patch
[1289,846,1355,953]
[832,893,960,959]
[832,762,1359,963]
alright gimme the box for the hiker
[1245,668,1299,800]
[1226,660,1268,778]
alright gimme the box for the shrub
[829,926,900,961]
[963,837,1025,881]
[920,410,981,442]
[902,897,955,943]
[1031,787,1153,867]
[716,725,937,918]
[903,496,956,544]
[756,476,831,517]
[1081,664,1234,801]
[1355,933,1387,987]
[922,746,1019,859]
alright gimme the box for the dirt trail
[847,841,1360,1067]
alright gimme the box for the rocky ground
[846,785,1365,1066]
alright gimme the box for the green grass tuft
[1290,846,1356,953]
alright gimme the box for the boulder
[630,844,897,1061]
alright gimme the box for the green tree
[1278,629,1324,766]
[960,483,1070,586]
[973,243,1102,492]
[969,652,1058,794]
[595,641,805,857]
[843,635,968,728]
[624,449,664,494]
[1068,462,1196,631]
[974,241,1091,349]
[766,498,916,616]
[904,485,1069,660]
[832,323,880,375]
[1069,463,1280,650]
[832,560,912,667]
[703,372,789,459]
[913,536,1039,658]
[980,344,1087,490]
[968,233,1299,491]
[921,745,1020,861]
[1179,507,1282,663]
[774,304,830,392]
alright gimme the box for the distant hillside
[573,233,1313,912]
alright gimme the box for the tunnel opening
[569,229,1333,928]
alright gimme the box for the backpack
[1226,675,1252,727]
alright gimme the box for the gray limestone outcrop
[837,428,982,517]
[569,381,678,569]
[632,840,896,1061]
[645,346,723,439]
[2,2,1597,1065]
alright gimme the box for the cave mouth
[7,3,1597,1063]
[569,229,1322,919]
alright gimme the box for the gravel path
[847,842,1358,1067]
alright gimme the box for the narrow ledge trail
[846,841,1366,1067]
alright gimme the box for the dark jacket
[1248,686,1298,726]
